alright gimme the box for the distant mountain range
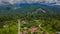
[0,3,60,15]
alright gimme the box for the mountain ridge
[0,3,60,15]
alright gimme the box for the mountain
[0,3,60,15]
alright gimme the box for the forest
[0,6,60,34]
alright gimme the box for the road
[17,19,20,34]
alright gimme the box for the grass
[0,24,18,34]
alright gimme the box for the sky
[0,0,60,4]
[1,0,43,3]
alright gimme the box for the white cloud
[0,0,50,4]
[0,0,60,4]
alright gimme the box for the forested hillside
[0,6,60,34]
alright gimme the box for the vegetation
[0,6,60,34]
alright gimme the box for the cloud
[0,0,43,4]
[0,0,59,4]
